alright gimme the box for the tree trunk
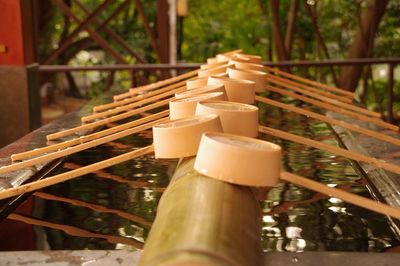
[285,0,299,59]
[269,0,288,61]
[338,0,389,91]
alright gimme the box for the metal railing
[37,57,400,123]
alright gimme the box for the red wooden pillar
[0,0,40,148]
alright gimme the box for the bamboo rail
[255,96,400,146]
[259,126,400,175]
[0,145,154,200]
[264,85,398,131]
[11,111,168,161]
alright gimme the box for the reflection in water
[8,213,143,248]
[1,94,400,252]
[258,92,399,252]
[33,192,152,226]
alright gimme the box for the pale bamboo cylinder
[138,158,263,266]
[186,77,209,89]
[227,67,267,93]
[208,76,255,104]
[195,101,259,137]
[169,92,226,120]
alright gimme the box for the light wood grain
[256,96,400,146]
[263,65,354,98]
[264,85,398,131]
[266,74,382,118]
[259,125,400,175]
[12,110,168,161]
[280,171,400,220]
[47,98,170,140]
[0,145,154,200]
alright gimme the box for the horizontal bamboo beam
[266,74,382,119]
[0,145,154,200]
[255,96,400,146]
[264,85,398,131]
[47,98,170,140]
[138,158,263,266]
[280,172,400,220]
[82,86,183,122]
[263,65,354,98]
[258,125,400,175]
[0,119,163,174]
[11,111,168,161]
[93,80,187,112]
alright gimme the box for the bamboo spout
[138,158,263,266]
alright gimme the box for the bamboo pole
[47,98,170,140]
[113,69,198,101]
[93,80,187,112]
[0,119,163,174]
[266,73,353,103]
[255,96,400,146]
[264,85,399,131]
[82,86,183,123]
[258,125,400,175]
[0,145,154,200]
[11,111,169,161]
[280,172,400,220]
[266,74,382,118]
[263,65,355,98]
[138,158,263,266]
